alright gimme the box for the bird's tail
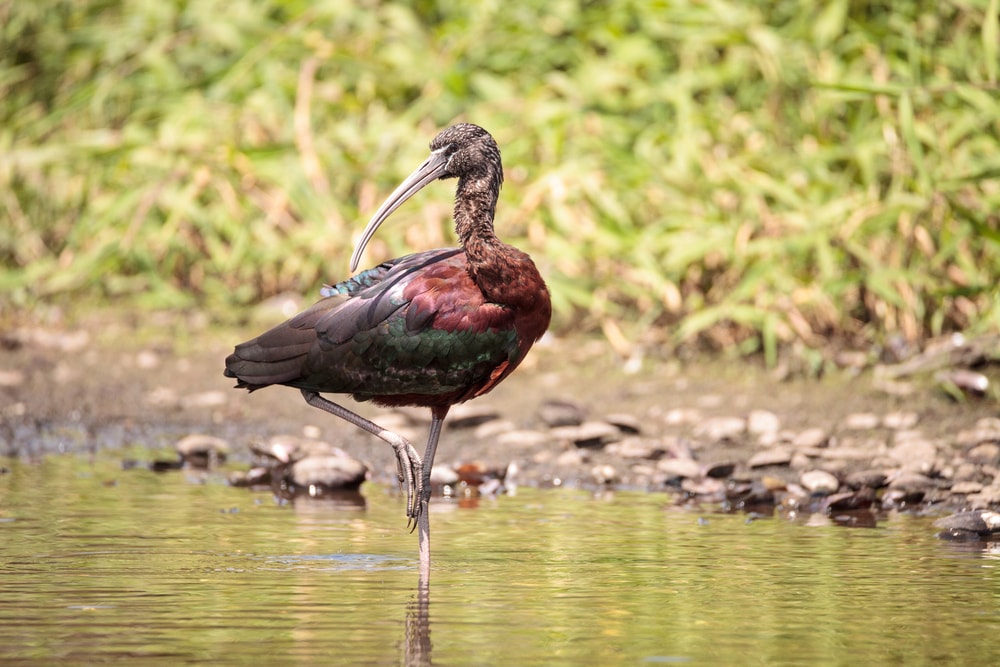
[224,297,341,391]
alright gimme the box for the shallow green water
[2,454,999,666]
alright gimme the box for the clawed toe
[391,442,424,526]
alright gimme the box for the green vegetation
[2,0,999,362]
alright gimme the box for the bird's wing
[302,249,521,399]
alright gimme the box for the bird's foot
[390,441,424,526]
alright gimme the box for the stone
[538,399,587,427]
[693,416,746,441]
[682,477,724,496]
[0,369,26,387]
[845,470,888,489]
[888,437,937,473]
[823,488,876,511]
[883,411,920,429]
[967,485,1000,509]
[662,408,703,426]
[843,412,881,430]
[430,464,460,486]
[604,413,642,434]
[793,428,829,449]
[967,443,1000,465]
[950,481,984,495]
[612,437,661,460]
[175,434,230,468]
[881,488,925,507]
[591,464,618,485]
[747,410,781,435]
[550,421,622,448]
[556,449,587,467]
[800,470,840,495]
[817,447,878,461]
[288,454,368,490]
[887,471,936,493]
[656,457,702,479]
[934,510,1000,536]
[253,434,336,463]
[704,462,736,479]
[747,448,793,468]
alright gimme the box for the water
[2,453,999,665]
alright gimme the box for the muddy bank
[1,313,999,521]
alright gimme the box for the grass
[2,0,999,365]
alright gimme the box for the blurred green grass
[2,0,999,364]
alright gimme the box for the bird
[224,123,551,575]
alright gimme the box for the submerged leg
[416,406,449,581]
[301,390,424,519]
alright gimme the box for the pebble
[842,412,881,430]
[950,481,984,495]
[747,410,781,435]
[823,488,875,511]
[538,399,587,427]
[789,452,811,470]
[656,457,702,479]
[430,464,460,486]
[288,455,368,490]
[968,485,1000,508]
[888,437,937,473]
[253,434,337,463]
[845,470,888,489]
[682,477,724,497]
[610,437,660,459]
[556,449,587,467]
[817,446,878,461]
[793,428,829,449]
[0,369,26,387]
[949,462,985,483]
[747,448,793,468]
[550,421,621,448]
[228,466,271,487]
[882,411,920,429]
[800,470,840,495]
[591,464,617,485]
[604,413,642,434]
[662,408,702,425]
[886,471,936,493]
[175,434,230,468]
[956,425,1000,447]
[705,462,736,478]
[966,443,1000,465]
[756,429,796,446]
[882,488,925,507]
[693,416,746,442]
[934,510,1000,537]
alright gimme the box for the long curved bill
[350,147,451,272]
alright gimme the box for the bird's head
[350,123,502,272]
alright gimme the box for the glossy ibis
[224,123,551,576]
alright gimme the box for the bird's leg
[300,390,423,519]
[421,407,450,509]
[416,406,449,580]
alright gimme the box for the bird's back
[224,247,534,408]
